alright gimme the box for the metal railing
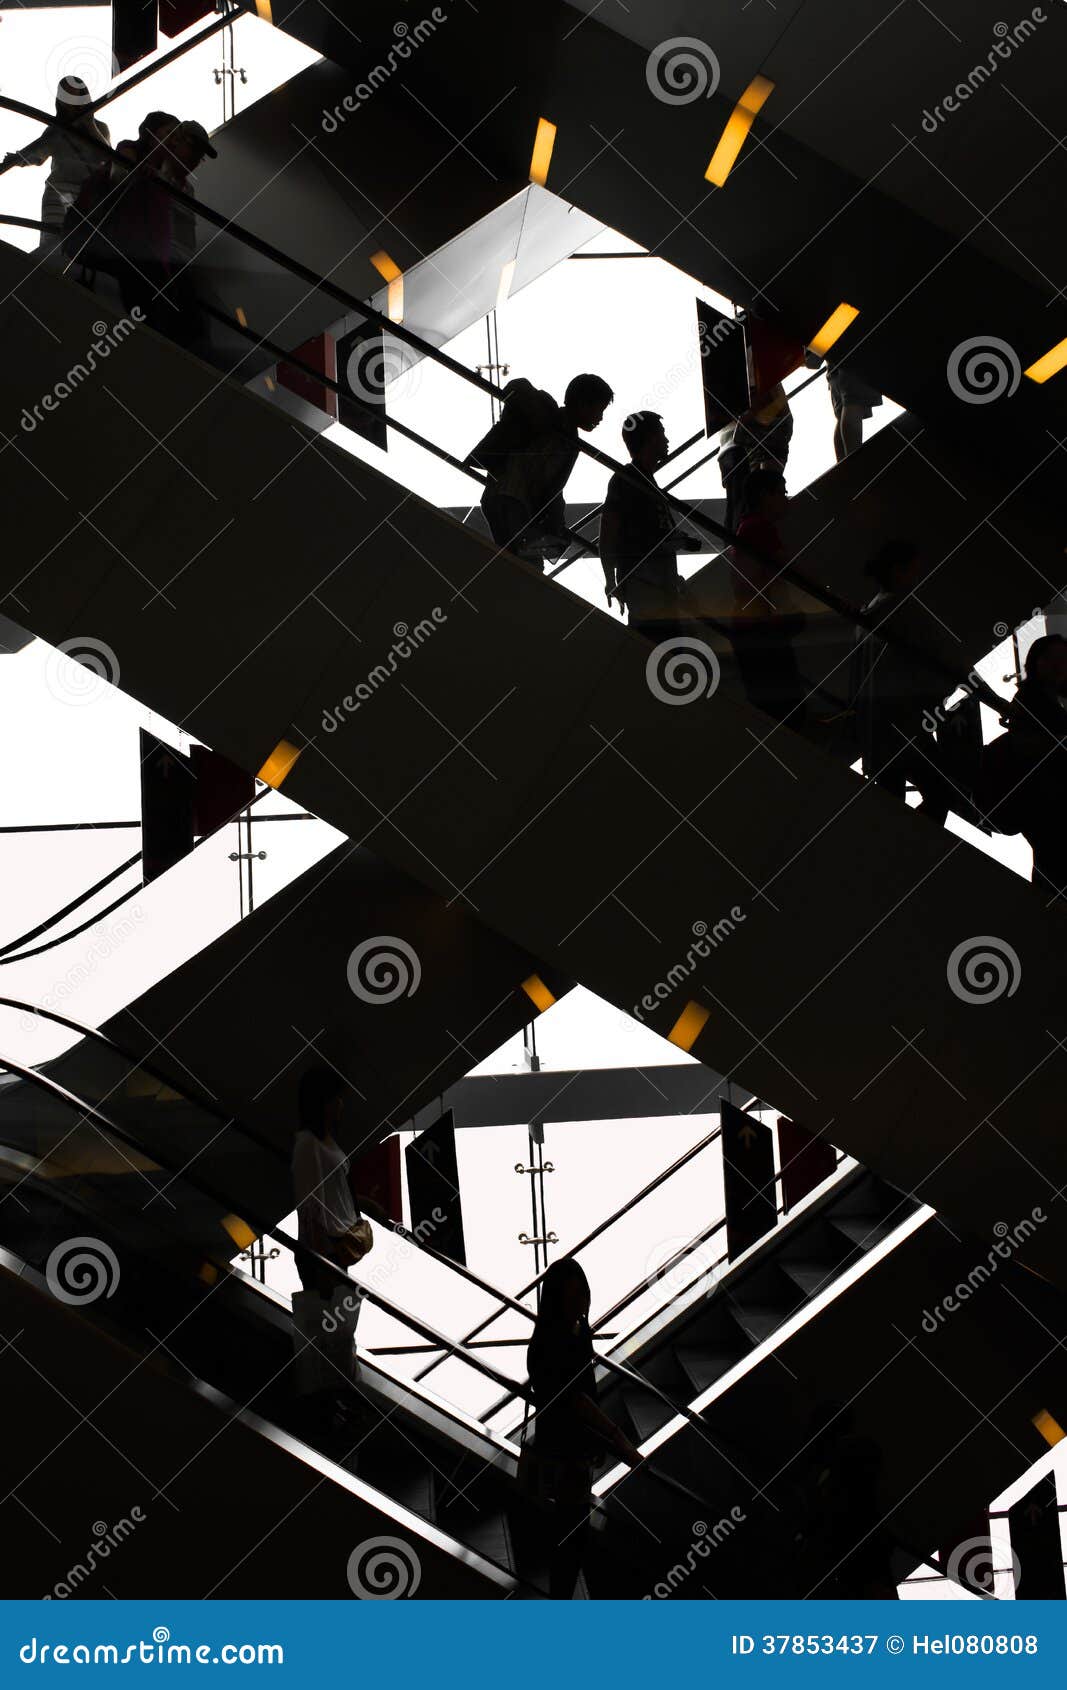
[0,998,853,1439]
[0,87,1016,716]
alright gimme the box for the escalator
[1,230,1063,1289]
[0,835,573,1239]
[0,1030,1062,1598]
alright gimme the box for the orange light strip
[667,1000,710,1052]
[704,75,775,187]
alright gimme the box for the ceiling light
[807,302,860,359]
[704,75,775,188]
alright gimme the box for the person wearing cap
[137,110,180,162]
[155,119,218,275]
[2,77,111,256]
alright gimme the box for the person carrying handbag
[290,1068,373,1433]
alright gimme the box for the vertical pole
[245,804,255,913]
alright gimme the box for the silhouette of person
[718,383,794,534]
[1005,633,1067,897]
[600,410,703,640]
[727,468,807,726]
[3,78,110,257]
[828,361,883,460]
[525,1258,642,1598]
[290,1068,367,1433]
[468,372,613,568]
[853,539,958,821]
[792,1403,898,1599]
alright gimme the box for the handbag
[329,1217,373,1266]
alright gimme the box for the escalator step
[456,1508,513,1574]
[622,1387,676,1443]
[675,1345,745,1396]
[729,1304,792,1346]
[778,1259,837,1297]
[829,1214,894,1250]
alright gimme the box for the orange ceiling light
[370,250,404,323]
[257,739,302,789]
[1032,1408,1065,1447]
[529,117,557,187]
[1024,337,1067,384]
[807,302,860,359]
[704,75,775,187]
[521,973,556,1014]
[667,1000,710,1052]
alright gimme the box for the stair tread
[675,1345,744,1394]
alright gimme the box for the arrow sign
[722,1102,776,1261]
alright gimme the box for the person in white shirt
[3,78,111,257]
[290,1068,365,1425]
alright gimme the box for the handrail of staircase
[0,90,1015,711]
[0,1045,531,1404]
[0,997,745,1410]
[411,1121,726,1385]
[0,783,276,966]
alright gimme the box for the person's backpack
[467,379,557,483]
[975,730,1028,835]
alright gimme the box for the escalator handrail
[412,1120,726,1385]
[0,782,276,966]
[0,93,1012,708]
[0,851,140,960]
[0,995,741,1409]
[0,1045,533,1404]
